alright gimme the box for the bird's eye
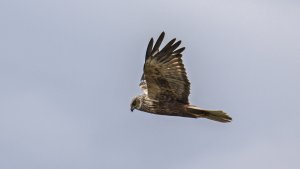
[131,99,136,107]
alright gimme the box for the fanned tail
[187,105,232,123]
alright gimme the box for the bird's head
[130,96,142,112]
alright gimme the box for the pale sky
[1,0,300,169]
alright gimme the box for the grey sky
[0,0,299,169]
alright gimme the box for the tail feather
[187,105,232,123]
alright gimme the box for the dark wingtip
[174,47,185,54]
[145,38,154,60]
[171,40,181,50]
[151,32,165,55]
[156,38,176,57]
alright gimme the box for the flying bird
[130,32,232,123]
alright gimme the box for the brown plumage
[130,32,232,123]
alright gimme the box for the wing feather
[152,32,165,55]
[145,38,154,61]
[142,32,190,103]
[173,47,185,54]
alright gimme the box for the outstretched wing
[141,32,190,103]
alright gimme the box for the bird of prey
[130,32,232,123]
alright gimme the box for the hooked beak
[130,107,134,112]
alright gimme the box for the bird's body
[131,32,232,123]
[133,95,188,117]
